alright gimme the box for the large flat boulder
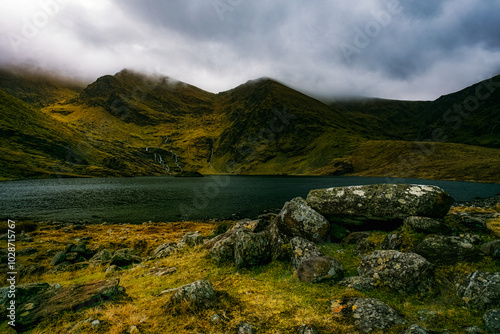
[306,184,454,227]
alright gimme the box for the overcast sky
[1,0,500,100]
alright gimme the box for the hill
[0,68,499,182]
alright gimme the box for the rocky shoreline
[1,184,499,333]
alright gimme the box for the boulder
[358,250,435,293]
[295,256,343,283]
[2,279,124,332]
[331,297,406,333]
[297,324,319,334]
[381,233,404,250]
[403,216,452,235]
[404,324,442,333]
[154,242,177,258]
[274,197,329,242]
[483,309,500,334]
[178,231,204,248]
[165,280,217,309]
[480,240,500,259]
[414,236,482,265]
[338,276,377,292]
[268,220,291,261]
[89,249,113,263]
[306,184,454,227]
[457,271,500,310]
[234,230,271,269]
[290,237,323,269]
[210,236,236,263]
[110,248,142,266]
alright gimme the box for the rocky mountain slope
[0,68,499,181]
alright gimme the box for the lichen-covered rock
[209,235,236,263]
[290,237,323,269]
[2,279,125,332]
[338,276,377,292]
[268,220,291,261]
[483,309,500,334]
[414,236,482,265]
[358,250,435,293]
[306,184,454,226]
[178,231,204,248]
[110,248,142,266]
[236,322,255,334]
[89,249,113,263]
[404,324,442,333]
[464,326,486,334]
[295,256,343,283]
[153,242,177,258]
[166,280,217,309]
[331,297,406,333]
[403,216,452,235]
[381,233,404,250]
[342,232,370,245]
[275,197,329,242]
[297,324,319,334]
[480,240,500,259]
[50,251,66,266]
[234,230,271,269]
[457,271,500,310]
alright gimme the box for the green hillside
[0,68,499,182]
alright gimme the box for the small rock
[338,276,376,292]
[295,256,343,283]
[210,313,222,324]
[153,242,177,258]
[358,250,435,293]
[90,249,113,263]
[236,322,255,334]
[355,238,376,254]
[414,235,482,265]
[404,324,442,333]
[483,309,500,334]
[50,251,66,266]
[458,271,500,310]
[105,265,122,274]
[166,280,217,309]
[297,324,319,334]
[464,326,485,334]
[404,216,452,235]
[91,319,100,328]
[110,248,142,266]
[178,231,204,247]
[290,237,322,269]
[480,240,500,259]
[130,325,140,334]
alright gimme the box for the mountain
[0,68,499,182]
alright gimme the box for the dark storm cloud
[0,0,499,100]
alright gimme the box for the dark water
[0,176,499,223]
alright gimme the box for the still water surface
[1,176,499,223]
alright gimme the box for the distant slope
[1,68,499,182]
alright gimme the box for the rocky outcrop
[1,279,125,332]
[403,216,452,235]
[164,280,217,310]
[483,309,500,334]
[306,184,454,226]
[457,271,500,310]
[295,256,343,283]
[274,197,329,242]
[358,250,435,293]
[331,297,406,333]
[290,237,322,269]
[414,236,482,265]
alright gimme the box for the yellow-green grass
[1,218,499,333]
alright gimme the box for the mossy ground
[0,211,499,333]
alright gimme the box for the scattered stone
[3,279,125,332]
[381,233,404,250]
[331,297,406,333]
[50,251,67,266]
[274,197,330,242]
[483,309,500,334]
[404,324,442,333]
[142,266,177,277]
[90,249,113,263]
[165,280,217,309]
[404,216,452,235]
[210,313,222,324]
[105,265,123,275]
[480,240,500,259]
[234,230,271,269]
[110,248,142,266]
[153,242,177,258]
[342,232,370,245]
[236,322,255,334]
[297,324,319,334]
[91,319,101,329]
[209,235,236,263]
[457,271,500,310]
[178,231,204,247]
[130,325,141,334]
[307,184,454,227]
[295,256,343,283]
[464,326,485,334]
[358,250,435,293]
[338,276,377,292]
[355,238,376,254]
[290,237,322,269]
[414,236,482,265]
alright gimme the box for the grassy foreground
[1,208,499,333]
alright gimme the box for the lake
[1,176,499,223]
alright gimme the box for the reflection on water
[0,176,499,223]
